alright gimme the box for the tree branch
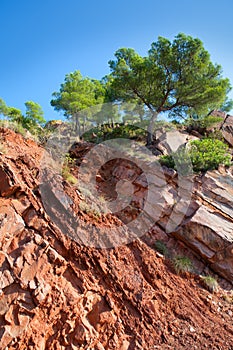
[132,88,154,112]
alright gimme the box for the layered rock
[178,171,233,281]
[0,127,233,349]
[221,114,233,147]
[95,153,233,281]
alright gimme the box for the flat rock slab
[175,205,233,280]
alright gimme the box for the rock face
[0,127,233,349]
[90,142,233,281]
[221,114,233,147]
[210,110,233,147]
[174,171,233,281]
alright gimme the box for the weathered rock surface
[0,127,232,349]
[92,146,233,281]
[209,110,233,147]
[221,114,233,147]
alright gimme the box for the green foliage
[173,146,194,175]
[83,123,146,143]
[108,33,231,144]
[159,146,193,175]
[64,153,76,166]
[0,98,8,116]
[220,98,233,112]
[159,138,231,173]
[49,34,231,144]
[78,185,92,198]
[0,98,46,138]
[189,138,231,172]
[79,199,102,219]
[159,154,175,169]
[153,120,178,132]
[50,70,106,134]
[62,154,77,185]
[77,184,109,218]
[206,129,224,141]
[154,240,169,256]
[62,167,77,185]
[0,120,27,137]
[24,101,45,131]
[200,275,218,293]
[6,107,24,124]
[186,114,223,134]
[173,255,193,274]
[79,200,92,214]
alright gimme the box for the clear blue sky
[1,0,233,120]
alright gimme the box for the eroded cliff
[0,127,232,350]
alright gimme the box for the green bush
[79,200,92,214]
[79,200,102,219]
[189,138,231,172]
[62,154,77,185]
[186,115,223,134]
[173,255,193,274]
[159,138,231,173]
[62,168,78,185]
[0,119,51,144]
[154,240,169,256]
[83,124,147,143]
[0,120,27,137]
[200,275,218,293]
[159,154,175,169]
[159,146,193,175]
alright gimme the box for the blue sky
[1,0,233,120]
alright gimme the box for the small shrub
[0,119,42,140]
[12,123,28,137]
[79,200,101,219]
[153,120,176,132]
[79,200,91,214]
[189,138,231,172]
[64,153,76,166]
[200,115,223,129]
[173,255,193,274]
[78,186,92,199]
[92,208,101,218]
[62,164,77,185]
[62,154,77,185]
[206,130,224,141]
[0,120,27,137]
[83,124,147,143]
[186,115,223,134]
[99,195,106,203]
[200,275,218,293]
[62,167,78,185]
[159,146,193,175]
[154,240,168,256]
[160,138,232,174]
[159,154,175,169]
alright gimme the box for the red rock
[0,127,232,350]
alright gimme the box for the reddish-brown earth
[0,127,232,350]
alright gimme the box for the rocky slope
[0,127,233,350]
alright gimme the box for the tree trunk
[146,111,159,146]
[73,113,81,140]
